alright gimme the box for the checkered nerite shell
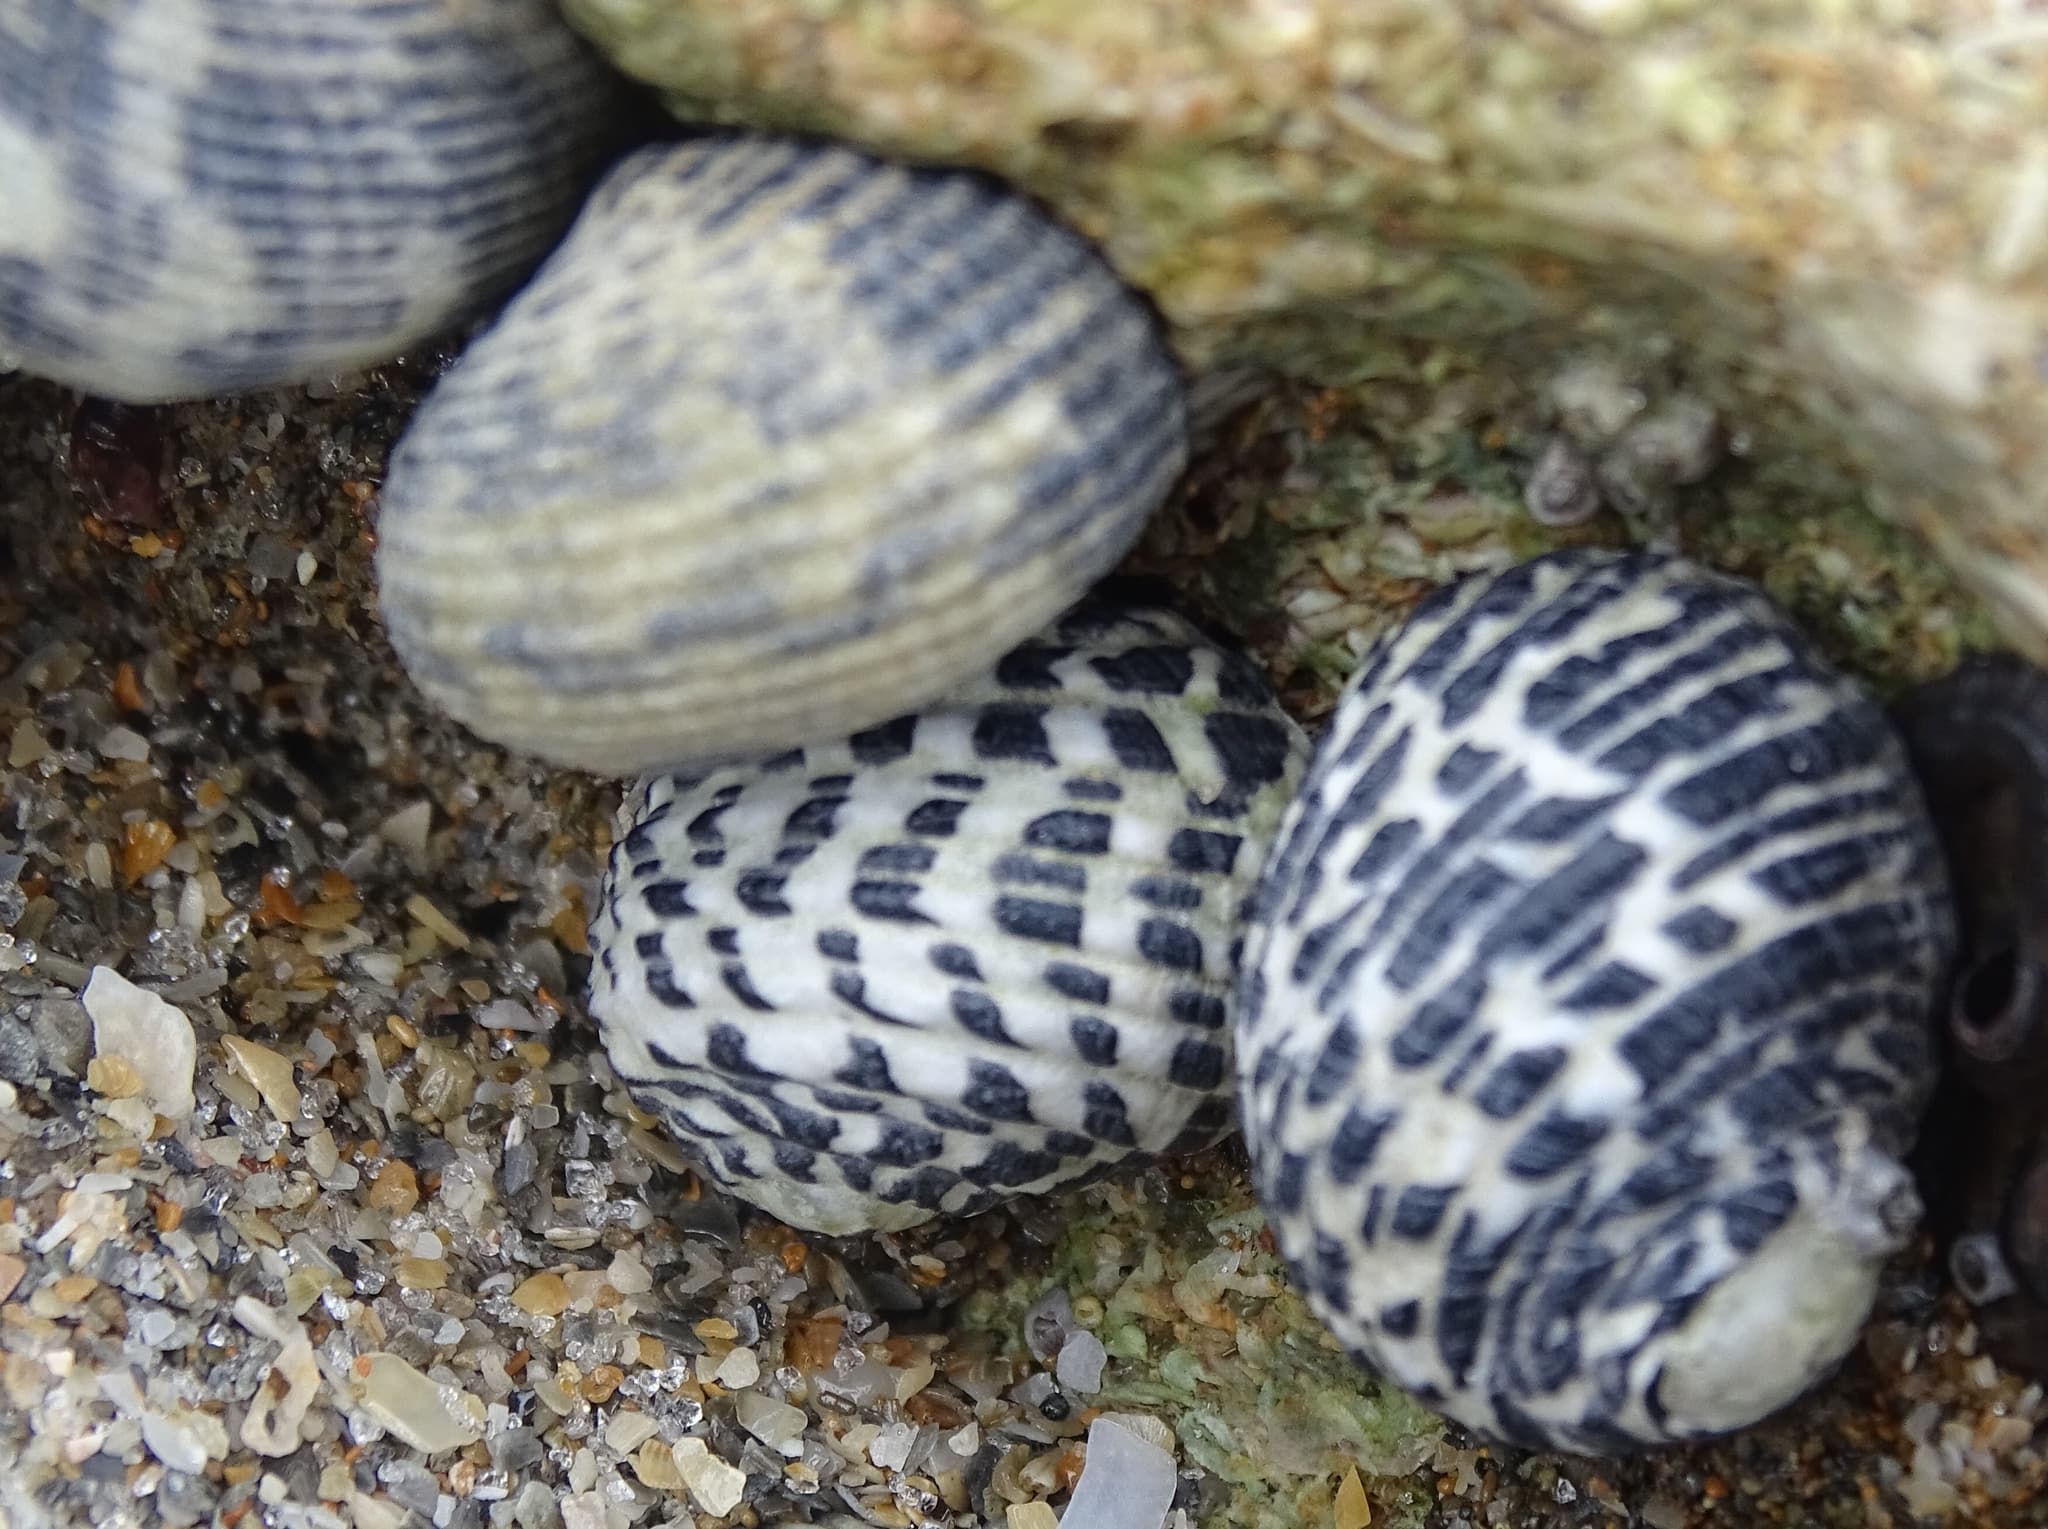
[376,134,1187,778]
[589,599,1310,1236]
[0,0,616,402]
[1239,549,1954,1453]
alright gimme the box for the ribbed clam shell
[588,599,1307,1235]
[1238,548,1952,1452]
[374,135,1188,778]
[0,0,616,402]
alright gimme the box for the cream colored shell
[375,135,1188,778]
[0,0,617,403]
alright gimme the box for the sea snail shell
[1238,547,1953,1452]
[1895,653,2048,1379]
[0,0,617,403]
[375,134,1188,778]
[587,596,1309,1235]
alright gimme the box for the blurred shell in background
[0,0,619,402]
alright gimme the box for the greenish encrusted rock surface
[562,0,2048,659]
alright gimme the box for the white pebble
[177,876,206,937]
[305,1128,340,1178]
[714,1346,761,1390]
[97,725,150,761]
[568,1447,598,1492]
[8,718,49,768]
[378,800,434,857]
[605,1250,652,1295]
[475,996,548,1033]
[81,966,195,1119]
[139,1406,224,1476]
[603,1411,660,1456]
[1097,1412,1176,1456]
[350,1493,408,1529]
[735,1389,807,1455]
[354,951,404,987]
[352,1353,485,1453]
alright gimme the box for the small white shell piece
[1238,548,1953,1452]
[375,135,1188,777]
[0,0,617,401]
[589,599,1307,1235]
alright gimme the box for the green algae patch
[1137,333,1994,725]
[954,1156,1446,1528]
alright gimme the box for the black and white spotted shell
[0,0,617,403]
[1238,548,1953,1453]
[588,599,1308,1236]
[375,134,1188,777]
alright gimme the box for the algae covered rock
[558,0,2048,656]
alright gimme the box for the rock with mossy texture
[557,0,2048,657]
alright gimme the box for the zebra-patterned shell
[1238,548,1953,1452]
[0,0,617,403]
[588,599,1309,1235]
[375,134,1187,778]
